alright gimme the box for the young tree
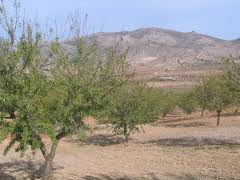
[194,60,239,126]
[109,84,162,142]
[223,58,240,106]
[177,89,198,115]
[194,76,212,117]
[201,75,232,126]
[0,39,129,179]
[159,90,176,119]
[0,1,130,179]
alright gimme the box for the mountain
[85,28,240,79]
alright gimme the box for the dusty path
[0,112,240,179]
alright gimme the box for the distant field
[146,81,197,90]
[133,63,223,89]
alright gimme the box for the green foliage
[0,72,48,155]
[0,25,42,119]
[0,28,129,158]
[76,125,92,141]
[194,76,213,116]
[204,75,232,113]
[158,90,176,118]
[0,0,129,178]
[109,83,162,142]
[194,71,236,125]
[223,58,240,106]
[178,89,198,115]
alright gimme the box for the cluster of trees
[0,1,164,179]
[108,62,240,142]
[177,59,240,126]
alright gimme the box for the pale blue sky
[20,0,240,40]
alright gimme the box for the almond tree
[0,37,129,179]
[194,76,213,117]
[109,84,162,142]
[197,74,233,126]
[223,58,240,106]
[194,65,237,126]
[0,1,130,179]
[178,89,198,115]
[159,90,176,119]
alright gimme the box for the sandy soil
[0,111,240,180]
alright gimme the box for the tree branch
[35,134,49,160]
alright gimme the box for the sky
[17,0,240,40]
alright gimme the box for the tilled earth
[0,111,240,180]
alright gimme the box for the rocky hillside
[86,28,240,75]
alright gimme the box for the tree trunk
[162,112,167,119]
[201,108,205,118]
[41,158,53,180]
[234,109,238,115]
[123,122,129,143]
[41,142,58,180]
[217,110,221,127]
[125,134,129,143]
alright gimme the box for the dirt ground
[0,111,240,180]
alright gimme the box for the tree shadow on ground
[157,116,196,125]
[0,160,63,180]
[142,137,240,148]
[85,134,126,146]
[66,134,126,147]
[0,173,15,180]
[165,122,206,128]
[81,173,239,180]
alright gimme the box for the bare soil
[0,111,240,180]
